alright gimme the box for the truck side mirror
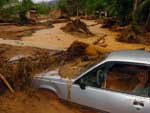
[96,70,105,87]
[79,79,86,90]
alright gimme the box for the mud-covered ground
[0,89,98,113]
[0,23,47,40]
[0,19,150,113]
[0,44,99,113]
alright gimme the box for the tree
[34,2,51,15]
[106,0,133,26]
[54,0,150,32]
[0,0,20,23]
[57,0,67,11]
[0,0,10,7]
[19,0,34,24]
[132,0,150,32]
[66,0,77,16]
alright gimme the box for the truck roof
[105,50,150,65]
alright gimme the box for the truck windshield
[74,54,107,78]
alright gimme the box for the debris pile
[0,57,32,91]
[101,17,117,28]
[67,41,111,58]
[0,41,110,93]
[117,27,150,45]
[66,41,89,59]
[59,60,91,78]
[117,33,140,43]
[61,19,93,36]
[0,48,65,93]
[60,41,110,78]
[116,27,141,43]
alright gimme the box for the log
[0,73,14,93]
[93,34,107,45]
[85,44,111,56]
[95,45,111,53]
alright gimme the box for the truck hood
[33,69,75,83]
[34,69,61,80]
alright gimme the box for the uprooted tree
[61,19,93,35]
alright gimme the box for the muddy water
[21,23,103,50]
[0,23,101,50]
[0,21,149,51]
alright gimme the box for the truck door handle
[133,101,144,106]
[133,101,144,110]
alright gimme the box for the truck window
[106,63,150,97]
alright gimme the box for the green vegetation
[0,0,149,33]
[54,0,150,32]
[18,0,34,24]
[132,0,150,32]
[0,0,10,7]
[0,0,52,23]
[0,0,20,22]
[34,2,51,15]
[57,0,68,11]
[106,0,133,26]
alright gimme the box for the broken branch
[0,73,14,93]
